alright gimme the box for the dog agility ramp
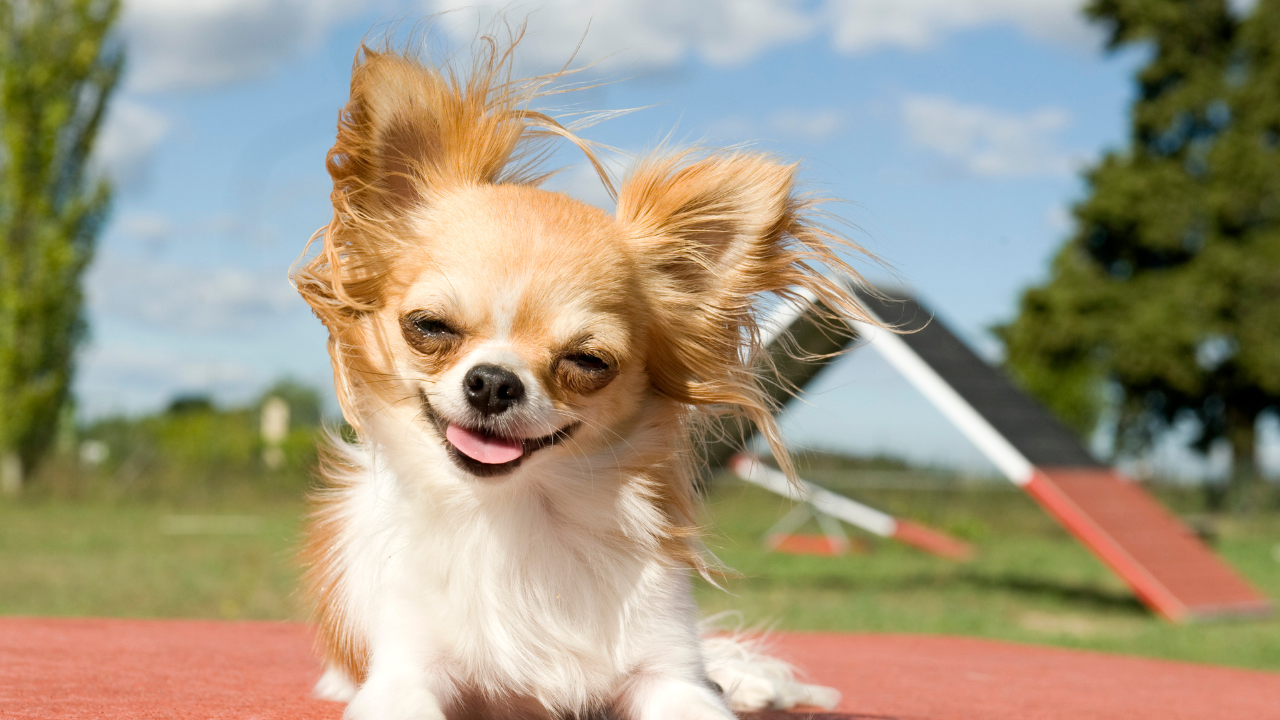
[848,287,1271,621]
[701,285,1269,619]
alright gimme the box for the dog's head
[295,46,870,483]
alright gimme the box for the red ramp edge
[1027,468,1271,621]
[892,520,974,561]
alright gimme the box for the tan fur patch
[300,439,370,684]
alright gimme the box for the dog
[292,33,873,720]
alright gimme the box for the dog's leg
[616,675,738,720]
[342,616,450,720]
[342,666,447,720]
[314,665,359,703]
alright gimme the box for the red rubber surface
[1028,469,1272,621]
[2,617,1278,719]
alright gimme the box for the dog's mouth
[420,390,579,478]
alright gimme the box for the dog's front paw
[702,635,841,711]
[625,679,737,720]
[314,666,358,703]
[343,674,446,720]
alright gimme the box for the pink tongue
[446,424,524,464]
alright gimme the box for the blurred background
[1,0,1277,670]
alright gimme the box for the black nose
[463,364,525,416]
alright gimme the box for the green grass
[696,477,1280,671]
[0,501,305,620]
[2,475,1278,671]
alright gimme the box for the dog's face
[296,50,869,486]
[366,184,650,478]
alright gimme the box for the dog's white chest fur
[321,436,710,717]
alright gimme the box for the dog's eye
[400,313,459,352]
[557,351,618,395]
[413,317,455,337]
[564,352,610,372]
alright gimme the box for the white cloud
[703,108,845,143]
[823,0,1098,55]
[98,349,258,394]
[87,251,303,333]
[703,115,759,142]
[902,94,1075,177]
[92,99,169,188]
[118,0,1100,93]
[116,211,172,243]
[122,0,369,91]
[769,109,844,141]
[1046,203,1073,233]
[427,1,1099,74]
[76,343,263,417]
[426,0,815,71]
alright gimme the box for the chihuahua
[293,34,872,720]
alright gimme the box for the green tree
[1000,0,1280,504]
[0,0,122,495]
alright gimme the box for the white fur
[314,666,357,703]
[320,403,715,719]
[312,395,838,719]
[703,633,841,712]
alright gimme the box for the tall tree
[0,0,122,495]
[999,0,1280,505]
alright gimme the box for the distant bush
[791,449,913,473]
[28,382,331,505]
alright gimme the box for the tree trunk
[1226,409,1259,511]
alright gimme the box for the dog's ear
[617,153,801,404]
[616,152,872,477]
[298,47,543,320]
[327,49,526,214]
[619,154,795,297]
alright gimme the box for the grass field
[697,476,1280,670]
[2,472,1278,671]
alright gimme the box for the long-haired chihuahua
[293,31,873,720]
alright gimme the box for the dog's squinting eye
[564,352,610,372]
[413,317,455,337]
[400,313,460,353]
[557,351,618,395]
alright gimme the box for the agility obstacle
[728,284,1270,621]
[698,289,974,561]
[730,453,974,560]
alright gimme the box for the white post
[1,451,22,497]
[260,397,290,470]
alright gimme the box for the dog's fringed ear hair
[296,47,531,325]
[296,40,605,317]
[328,48,535,216]
[616,151,874,481]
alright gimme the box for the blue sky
[83,0,1239,472]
